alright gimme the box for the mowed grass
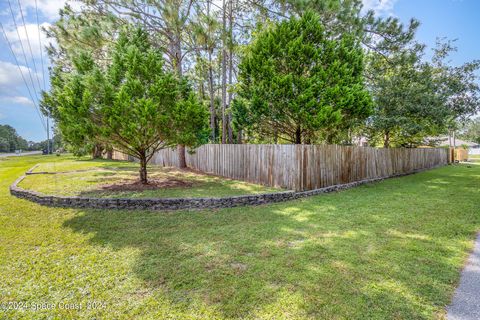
[19,158,280,198]
[469,154,480,162]
[30,156,135,172]
[1,155,479,319]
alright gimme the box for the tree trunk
[453,130,456,149]
[92,144,104,159]
[139,154,148,184]
[173,35,183,77]
[173,35,188,167]
[295,127,301,144]
[237,129,242,144]
[107,149,113,160]
[384,131,390,148]
[227,0,234,144]
[207,0,216,143]
[228,114,233,143]
[208,71,216,142]
[192,46,205,100]
[178,144,187,168]
[221,0,227,144]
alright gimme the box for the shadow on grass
[63,165,480,318]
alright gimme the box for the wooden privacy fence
[455,148,469,162]
[131,144,449,191]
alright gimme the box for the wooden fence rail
[114,144,449,191]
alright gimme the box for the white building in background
[469,145,480,155]
[432,136,480,155]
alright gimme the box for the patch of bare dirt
[100,178,193,191]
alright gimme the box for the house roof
[434,136,479,147]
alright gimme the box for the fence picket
[113,144,448,191]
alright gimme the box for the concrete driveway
[447,233,480,320]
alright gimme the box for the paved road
[0,151,42,158]
[447,233,480,320]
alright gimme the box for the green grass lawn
[30,156,136,172]
[19,158,280,198]
[1,155,480,319]
[469,154,480,162]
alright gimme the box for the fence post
[448,147,454,164]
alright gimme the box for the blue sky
[389,0,480,67]
[0,0,67,142]
[0,0,479,142]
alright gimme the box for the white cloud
[0,60,31,86]
[4,22,52,60]
[22,0,82,21]
[26,0,68,19]
[0,60,42,107]
[0,95,34,106]
[0,0,79,69]
[0,60,41,88]
[362,0,398,16]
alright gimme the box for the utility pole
[46,115,50,154]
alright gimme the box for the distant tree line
[0,125,28,152]
[0,124,62,152]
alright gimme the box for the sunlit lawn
[19,158,280,198]
[469,154,480,162]
[1,155,479,319]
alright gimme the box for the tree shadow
[62,165,480,319]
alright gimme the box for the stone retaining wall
[9,165,443,211]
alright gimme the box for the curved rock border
[10,165,443,211]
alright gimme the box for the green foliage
[265,0,421,82]
[42,4,123,157]
[460,118,480,144]
[0,125,61,153]
[432,39,480,124]
[231,98,251,132]
[237,11,372,143]
[43,27,208,183]
[366,39,480,147]
[277,0,365,39]
[0,125,28,152]
[44,56,100,153]
[277,0,447,147]
[26,132,63,152]
[367,48,448,147]
[44,3,120,71]
[172,91,210,148]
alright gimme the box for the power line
[0,22,47,132]
[17,0,43,93]
[1,22,46,132]
[34,0,46,90]
[6,0,47,137]
[7,0,41,104]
